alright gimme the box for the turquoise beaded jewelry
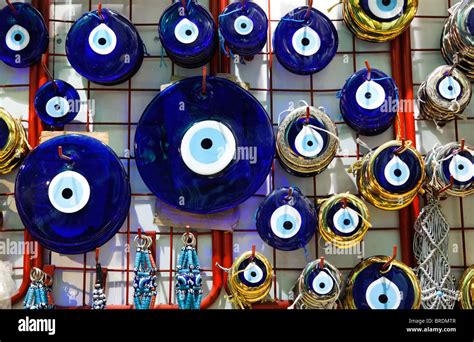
[133,234,157,310]
[176,232,203,310]
[24,268,54,310]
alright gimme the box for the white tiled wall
[0,0,472,309]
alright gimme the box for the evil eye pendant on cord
[276,105,339,177]
[176,232,203,310]
[218,0,268,60]
[159,0,217,68]
[441,0,473,79]
[339,63,399,136]
[34,79,81,127]
[342,0,418,42]
[133,235,157,310]
[350,140,425,210]
[223,250,273,309]
[289,258,343,310]
[256,187,317,252]
[66,5,144,85]
[273,5,338,75]
[344,253,421,310]
[0,2,48,68]
[418,65,472,126]
[92,255,107,310]
[0,107,30,175]
[318,194,371,249]
[24,268,55,310]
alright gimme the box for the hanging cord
[24,268,55,310]
[288,258,343,310]
[133,234,158,310]
[92,249,107,310]
[176,231,203,310]
[413,194,459,309]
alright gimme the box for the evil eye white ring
[5,24,30,52]
[384,155,410,186]
[175,18,199,44]
[449,154,473,183]
[45,97,71,118]
[294,125,324,158]
[365,277,402,310]
[438,76,462,100]
[311,271,335,295]
[367,0,405,20]
[243,262,264,284]
[355,80,386,110]
[332,207,360,234]
[88,23,117,55]
[180,120,237,176]
[48,171,91,214]
[291,26,321,57]
[270,205,302,239]
[234,15,254,35]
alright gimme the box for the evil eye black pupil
[201,138,213,150]
[185,29,192,36]
[301,38,310,46]
[54,104,61,110]
[241,23,247,29]
[344,219,351,226]
[251,271,257,277]
[459,165,464,170]
[394,169,402,177]
[283,221,293,230]
[14,34,22,42]
[98,38,107,46]
[382,0,391,6]
[379,294,389,304]
[319,282,326,289]
[307,141,314,147]
[365,92,372,99]
[62,188,73,200]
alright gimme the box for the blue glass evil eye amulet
[66,8,144,85]
[273,6,338,75]
[135,76,275,214]
[0,2,48,68]
[159,1,217,68]
[34,80,80,127]
[340,68,398,136]
[15,135,131,255]
[219,1,268,57]
[256,188,317,251]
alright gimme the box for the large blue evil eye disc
[0,2,48,68]
[15,135,131,255]
[237,257,268,288]
[66,8,144,85]
[287,117,329,159]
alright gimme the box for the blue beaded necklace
[24,268,54,310]
[176,232,202,310]
[133,235,157,310]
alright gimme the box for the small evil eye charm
[425,142,474,197]
[227,251,273,308]
[135,76,275,214]
[277,106,338,177]
[34,80,80,127]
[418,66,472,124]
[319,194,371,249]
[15,135,131,254]
[219,1,268,57]
[345,256,421,310]
[340,68,399,136]
[273,7,338,75]
[256,187,317,251]
[0,2,48,68]
[342,0,418,42]
[159,1,217,68]
[66,8,144,85]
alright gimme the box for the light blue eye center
[189,128,227,164]
[384,155,410,186]
[93,31,112,48]
[12,31,25,44]
[366,277,401,309]
[276,214,297,233]
[376,0,397,11]
[302,135,318,152]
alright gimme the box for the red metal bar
[219,0,230,74]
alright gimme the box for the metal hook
[6,0,16,15]
[58,146,73,162]
[304,0,313,20]
[98,2,104,20]
[342,197,348,209]
[41,55,58,91]
[365,60,372,81]
[202,66,207,96]
[305,106,311,124]
[381,245,397,273]
[319,257,325,270]
[438,176,455,195]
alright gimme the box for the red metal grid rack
[7,0,466,309]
